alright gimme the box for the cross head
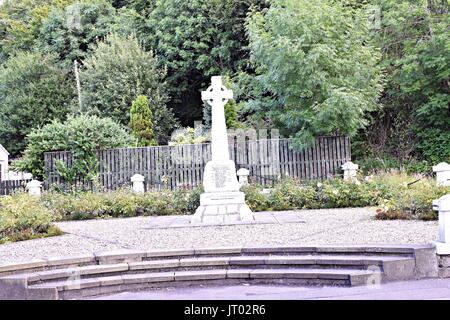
[201,76,233,107]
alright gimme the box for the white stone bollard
[433,194,450,254]
[341,161,358,181]
[26,180,42,197]
[237,168,250,186]
[433,162,450,186]
[130,174,145,194]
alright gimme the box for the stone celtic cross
[192,76,254,224]
[201,76,233,162]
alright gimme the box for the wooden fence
[0,179,32,196]
[44,136,351,190]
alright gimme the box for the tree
[0,51,75,156]
[81,33,178,144]
[130,95,157,146]
[143,0,268,125]
[362,0,450,163]
[12,114,134,180]
[0,0,75,64]
[37,0,137,67]
[245,0,383,149]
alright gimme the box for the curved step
[0,244,437,300]
[0,244,429,276]
[0,255,414,284]
[28,268,381,300]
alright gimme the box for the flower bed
[0,193,63,244]
[1,172,447,244]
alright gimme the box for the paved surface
[144,211,305,229]
[0,207,438,264]
[93,279,450,300]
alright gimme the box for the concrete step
[0,244,431,277]
[28,268,381,299]
[0,244,437,300]
[0,255,414,285]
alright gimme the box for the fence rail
[44,136,351,191]
[0,179,32,196]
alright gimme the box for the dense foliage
[12,114,134,179]
[0,0,75,64]
[0,51,75,156]
[142,0,268,125]
[81,33,177,144]
[354,0,450,167]
[245,0,383,148]
[38,0,135,67]
[0,0,448,170]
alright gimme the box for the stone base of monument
[191,159,255,224]
[191,191,254,224]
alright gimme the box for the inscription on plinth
[212,165,231,188]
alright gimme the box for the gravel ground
[0,207,438,264]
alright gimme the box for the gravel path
[0,207,438,264]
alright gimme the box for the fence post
[237,168,250,186]
[27,180,42,197]
[433,194,450,254]
[341,161,358,181]
[433,162,450,186]
[131,174,145,194]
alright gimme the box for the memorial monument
[191,76,254,223]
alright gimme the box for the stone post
[433,162,450,187]
[130,174,145,194]
[433,194,450,254]
[341,161,358,181]
[26,180,42,197]
[237,168,250,186]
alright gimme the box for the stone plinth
[131,174,145,194]
[237,168,250,186]
[26,180,42,197]
[192,192,253,224]
[433,162,450,187]
[341,161,358,181]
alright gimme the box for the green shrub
[244,173,448,220]
[0,193,63,244]
[12,114,134,181]
[185,186,203,213]
[130,95,157,147]
[240,184,269,211]
[373,173,448,220]
[169,127,209,146]
[42,188,194,220]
